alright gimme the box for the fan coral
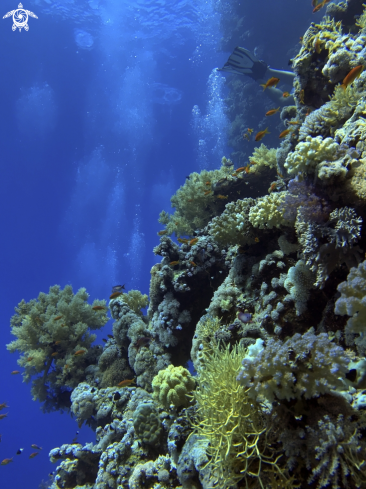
[152,365,196,409]
[237,330,353,403]
[7,285,108,411]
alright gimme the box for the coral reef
[10,2,366,488]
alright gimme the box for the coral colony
[7,1,366,487]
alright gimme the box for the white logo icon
[3,3,38,31]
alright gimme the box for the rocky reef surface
[8,1,366,488]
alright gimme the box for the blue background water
[0,0,314,486]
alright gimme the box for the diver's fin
[217,46,268,81]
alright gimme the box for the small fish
[260,77,280,90]
[341,65,364,89]
[247,128,254,134]
[110,291,123,300]
[249,160,257,165]
[0,403,9,411]
[270,182,277,192]
[237,311,253,323]
[282,91,290,98]
[0,414,8,420]
[244,166,250,174]
[74,350,86,356]
[11,370,20,375]
[313,1,324,13]
[299,89,305,104]
[29,452,39,459]
[135,336,151,349]
[158,230,168,235]
[189,238,198,246]
[54,341,61,345]
[205,181,211,186]
[117,378,135,387]
[234,167,246,174]
[51,352,58,357]
[255,128,270,141]
[254,237,260,243]
[189,261,197,267]
[54,315,62,321]
[16,448,23,455]
[287,121,301,125]
[265,107,280,117]
[112,285,125,293]
[107,334,114,339]
[92,306,106,311]
[217,194,228,199]
[169,261,180,266]
[31,444,42,450]
[102,338,107,343]
[64,364,69,370]
[0,458,13,465]
[204,190,212,195]
[177,238,189,244]
[279,128,292,138]
[26,356,33,362]
[243,133,250,141]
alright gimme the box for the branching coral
[7,285,108,410]
[248,191,292,229]
[248,143,277,173]
[237,330,353,403]
[193,342,288,489]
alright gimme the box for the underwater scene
[2,0,366,487]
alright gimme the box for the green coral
[152,364,196,408]
[133,401,162,445]
[248,191,291,229]
[207,197,256,246]
[158,159,236,236]
[248,143,277,172]
[7,285,108,410]
[111,289,148,316]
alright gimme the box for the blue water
[0,0,313,486]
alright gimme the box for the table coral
[7,285,108,410]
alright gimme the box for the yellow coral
[192,343,289,489]
[248,144,277,173]
[248,191,291,229]
[152,365,196,408]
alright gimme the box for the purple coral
[280,177,330,224]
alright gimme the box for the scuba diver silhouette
[218,46,295,105]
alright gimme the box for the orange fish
[234,167,247,174]
[117,378,135,387]
[158,230,167,235]
[0,458,13,465]
[287,121,301,125]
[260,77,280,90]
[282,91,290,98]
[26,356,33,362]
[255,128,270,141]
[265,107,280,117]
[247,128,254,134]
[313,2,324,13]
[244,166,250,174]
[177,238,189,244]
[31,444,42,450]
[54,341,61,345]
[299,89,305,104]
[205,181,211,186]
[270,182,277,192]
[92,305,106,311]
[254,237,260,243]
[217,194,228,199]
[169,260,179,266]
[0,414,8,420]
[189,261,197,267]
[74,350,86,356]
[341,65,364,89]
[189,238,198,246]
[54,315,62,321]
[11,371,20,375]
[0,403,8,411]
[110,291,123,300]
[249,160,257,165]
[51,352,58,357]
[279,128,292,138]
[29,452,39,459]
[204,190,212,195]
